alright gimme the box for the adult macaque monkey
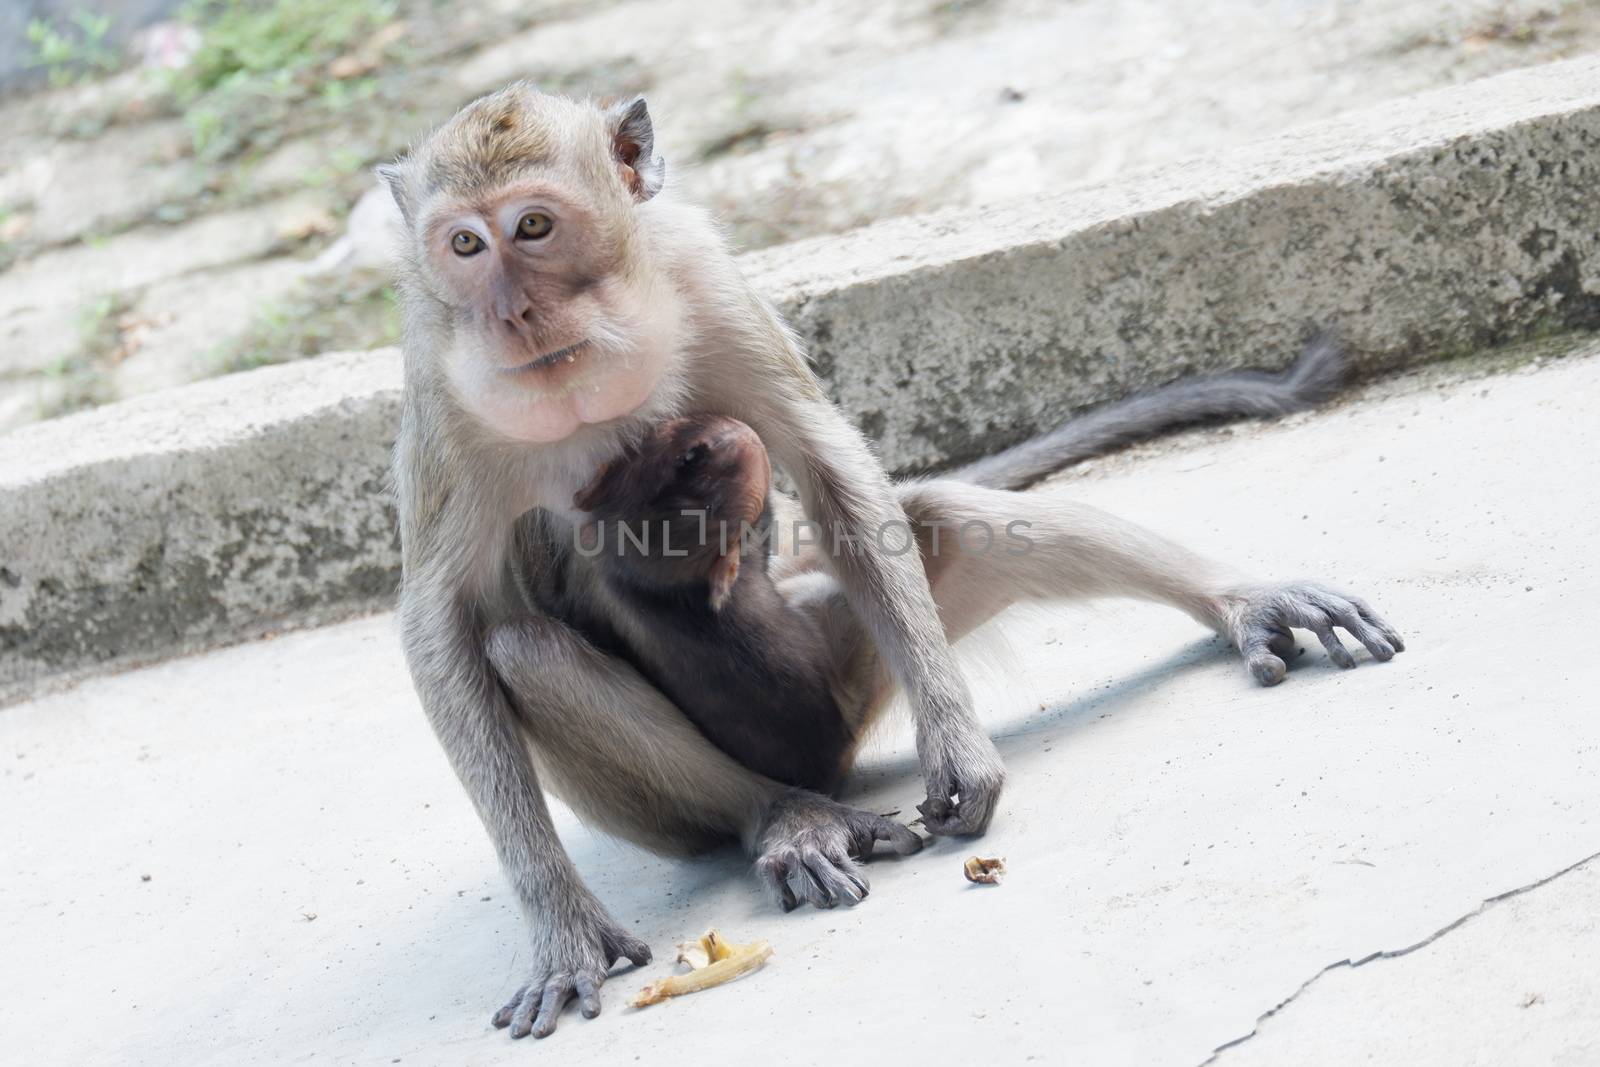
[381,84,1403,1040]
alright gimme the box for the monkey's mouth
[503,339,593,375]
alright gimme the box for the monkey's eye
[677,444,708,470]
[517,212,554,240]
[451,231,484,256]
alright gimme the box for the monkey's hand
[492,894,652,1039]
[1215,581,1405,686]
[754,789,922,911]
[915,723,1007,837]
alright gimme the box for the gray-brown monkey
[380,85,1403,1039]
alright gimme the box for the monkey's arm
[709,308,1005,837]
[398,584,656,1038]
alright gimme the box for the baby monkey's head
[574,416,773,611]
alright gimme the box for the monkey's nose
[495,290,536,339]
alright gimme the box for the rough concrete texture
[0,350,401,702]
[8,54,1600,697]
[751,51,1600,474]
[5,344,1599,1065]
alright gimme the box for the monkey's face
[422,185,676,443]
[389,87,681,444]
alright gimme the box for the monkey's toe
[494,982,542,1038]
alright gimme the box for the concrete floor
[4,341,1600,1066]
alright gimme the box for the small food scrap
[963,856,1007,885]
[632,929,773,1008]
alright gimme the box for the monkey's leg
[485,618,920,917]
[893,479,1404,685]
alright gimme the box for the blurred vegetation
[169,0,400,160]
[175,0,393,93]
[209,270,400,375]
[36,293,132,419]
[26,9,121,87]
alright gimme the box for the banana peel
[631,929,773,1008]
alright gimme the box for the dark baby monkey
[572,415,855,794]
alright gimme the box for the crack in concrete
[1199,847,1600,1065]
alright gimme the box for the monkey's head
[574,416,773,611]
[380,84,680,444]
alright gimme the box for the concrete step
[10,53,1600,701]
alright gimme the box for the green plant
[168,0,397,161]
[27,9,121,87]
[174,0,395,96]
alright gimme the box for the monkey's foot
[1216,581,1405,686]
[491,906,652,1039]
[754,789,922,911]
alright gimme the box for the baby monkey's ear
[608,96,666,202]
[573,458,619,514]
[707,549,741,613]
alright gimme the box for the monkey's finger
[575,973,602,1019]
[1241,628,1289,686]
[1310,622,1356,669]
[871,817,924,856]
[1266,627,1297,662]
[606,930,652,969]
[811,854,864,905]
[1348,596,1406,653]
[953,787,999,835]
[492,984,530,1029]
[757,856,798,912]
[918,795,962,835]
[1331,606,1394,662]
[531,977,575,1039]
[818,846,869,903]
[794,858,838,909]
[507,984,542,1038]
[921,809,972,836]
[837,852,871,900]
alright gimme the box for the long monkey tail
[950,336,1348,491]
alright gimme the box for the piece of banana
[631,929,774,1008]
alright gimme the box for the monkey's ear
[572,459,617,513]
[707,550,740,613]
[375,162,414,226]
[609,96,666,202]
